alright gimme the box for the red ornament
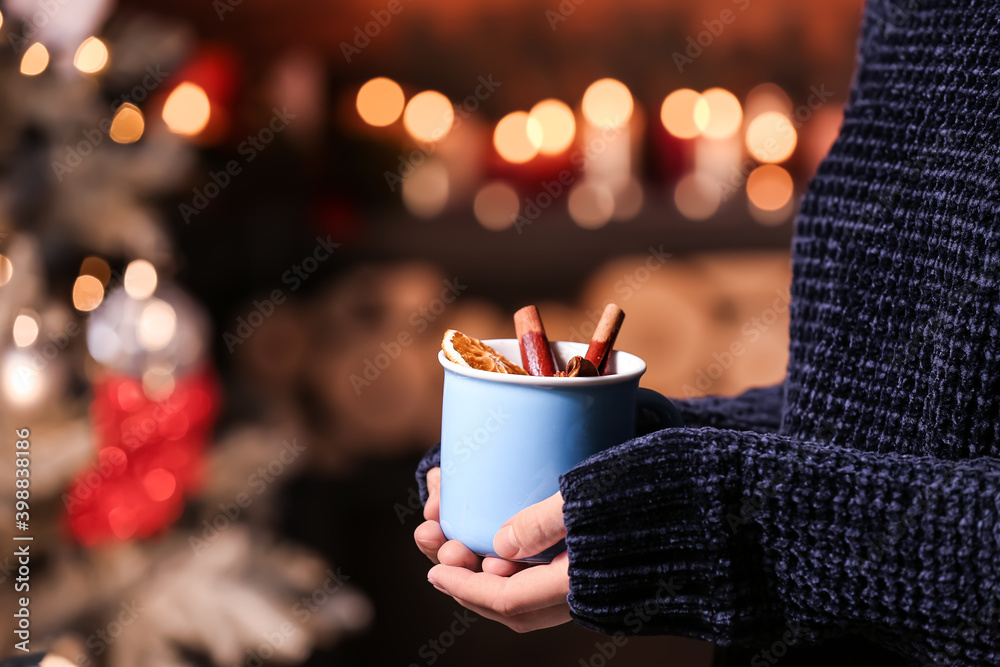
[65,365,220,545]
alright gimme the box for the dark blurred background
[0,0,863,665]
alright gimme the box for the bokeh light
[2,350,44,407]
[143,468,177,501]
[745,83,793,120]
[674,173,722,220]
[747,164,794,211]
[473,182,520,231]
[402,160,449,218]
[0,255,12,287]
[568,183,615,229]
[403,91,454,143]
[162,82,211,136]
[138,299,178,351]
[493,111,541,164]
[582,79,633,129]
[72,275,105,312]
[356,77,405,127]
[74,37,109,74]
[20,43,49,76]
[694,88,743,140]
[528,99,576,155]
[142,367,176,401]
[12,314,39,348]
[612,178,644,221]
[110,104,145,144]
[107,507,137,539]
[660,89,704,139]
[124,260,158,299]
[749,195,796,226]
[80,257,112,286]
[746,111,797,163]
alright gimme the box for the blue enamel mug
[438,339,683,563]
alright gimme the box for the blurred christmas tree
[0,2,370,664]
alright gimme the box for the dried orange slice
[441,329,528,375]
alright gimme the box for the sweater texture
[417,0,1000,663]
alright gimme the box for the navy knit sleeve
[558,427,1000,665]
[416,443,441,506]
[669,382,785,434]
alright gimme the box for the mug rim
[437,338,646,386]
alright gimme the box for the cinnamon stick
[514,305,558,377]
[584,304,625,375]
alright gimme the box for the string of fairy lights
[355,76,820,230]
[13,26,213,143]
[0,255,168,406]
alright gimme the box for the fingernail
[495,525,519,557]
[427,575,446,594]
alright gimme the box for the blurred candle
[356,77,405,127]
[403,91,454,144]
[528,99,575,155]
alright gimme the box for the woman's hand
[413,467,572,633]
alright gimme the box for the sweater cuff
[415,443,441,505]
[558,427,782,644]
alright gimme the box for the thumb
[493,492,565,560]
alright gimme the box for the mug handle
[635,387,685,435]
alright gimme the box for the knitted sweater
[416,0,1000,664]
